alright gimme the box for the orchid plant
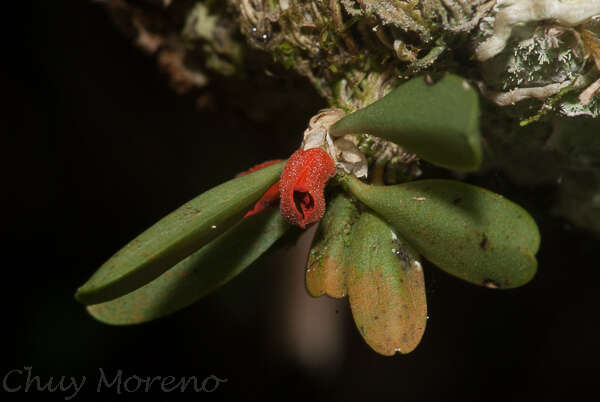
[75,74,540,356]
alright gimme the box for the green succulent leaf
[347,210,427,356]
[306,192,359,298]
[76,162,285,305]
[330,74,482,171]
[86,208,289,325]
[339,175,540,288]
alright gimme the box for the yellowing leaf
[306,193,359,298]
[347,210,427,355]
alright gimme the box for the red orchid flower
[240,148,337,228]
[279,148,337,228]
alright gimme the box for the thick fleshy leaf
[329,74,482,171]
[306,193,359,298]
[87,208,289,325]
[76,162,285,305]
[347,210,427,356]
[340,175,540,288]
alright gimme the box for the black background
[3,1,600,401]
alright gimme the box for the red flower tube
[237,159,284,218]
[243,182,281,218]
[279,148,337,228]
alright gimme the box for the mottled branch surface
[100,0,600,234]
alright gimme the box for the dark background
[3,1,600,401]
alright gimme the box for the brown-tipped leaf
[306,193,359,298]
[347,210,427,356]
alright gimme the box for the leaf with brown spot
[306,193,359,298]
[347,210,427,356]
[340,176,540,289]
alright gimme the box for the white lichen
[476,0,600,61]
[560,90,600,116]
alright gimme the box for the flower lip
[280,148,337,228]
[293,188,314,219]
